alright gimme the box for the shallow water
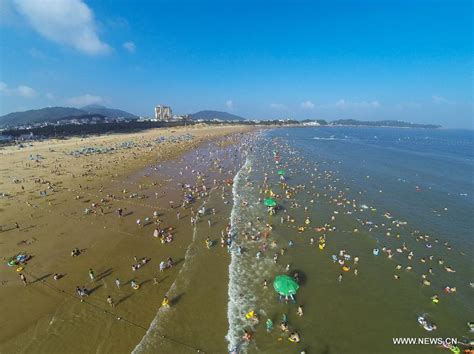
[226,127,473,354]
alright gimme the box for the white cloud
[0,81,37,98]
[432,95,454,105]
[270,103,287,110]
[17,85,37,98]
[226,100,233,110]
[13,0,111,56]
[334,99,380,109]
[66,94,104,106]
[301,100,315,109]
[123,41,136,53]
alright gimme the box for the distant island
[330,119,441,129]
[190,110,246,121]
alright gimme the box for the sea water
[226,127,473,354]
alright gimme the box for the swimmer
[445,266,456,273]
[289,332,301,343]
[243,330,252,342]
[280,321,289,332]
[266,318,273,332]
[297,305,304,317]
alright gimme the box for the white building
[154,105,172,121]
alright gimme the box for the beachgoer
[115,278,121,288]
[88,268,95,282]
[297,305,304,317]
[107,295,115,307]
[19,273,27,286]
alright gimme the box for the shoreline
[0,125,257,353]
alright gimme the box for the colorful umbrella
[273,275,299,296]
[277,169,286,175]
[264,198,277,207]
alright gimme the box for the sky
[0,0,472,128]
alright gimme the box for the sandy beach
[0,124,256,354]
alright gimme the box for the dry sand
[0,124,256,354]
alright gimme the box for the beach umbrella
[277,169,286,176]
[264,198,277,207]
[273,275,299,296]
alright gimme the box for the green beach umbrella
[264,198,277,207]
[277,169,286,176]
[273,275,299,296]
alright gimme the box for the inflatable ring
[245,311,255,319]
[342,266,350,272]
[7,260,17,267]
[132,284,140,290]
[16,266,24,272]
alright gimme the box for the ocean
[226,127,474,353]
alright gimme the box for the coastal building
[172,114,190,121]
[154,105,172,121]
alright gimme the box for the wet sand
[0,125,255,354]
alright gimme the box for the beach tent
[273,275,299,296]
[264,198,277,207]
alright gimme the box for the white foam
[226,156,252,352]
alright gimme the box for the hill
[331,119,440,129]
[0,107,86,127]
[0,105,137,127]
[81,105,137,119]
[190,110,246,121]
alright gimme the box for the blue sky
[0,0,472,127]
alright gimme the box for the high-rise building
[154,105,172,120]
